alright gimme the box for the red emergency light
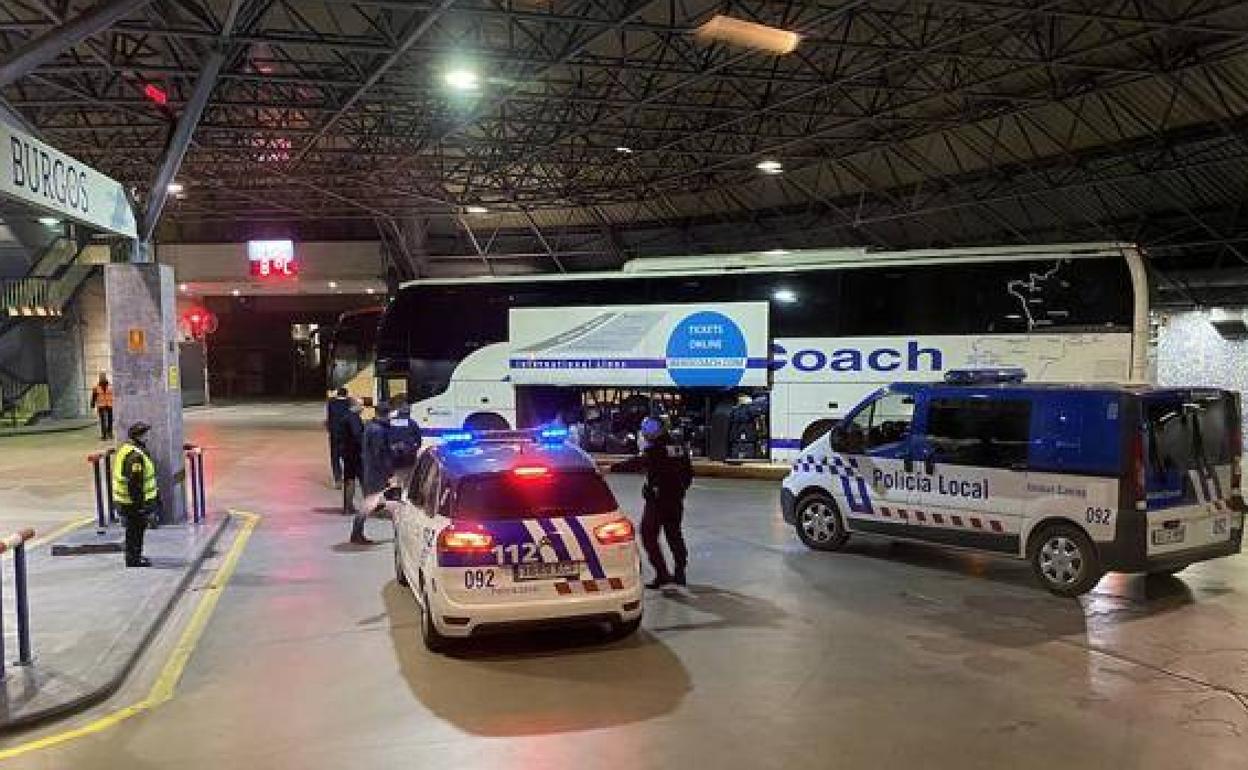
[143,83,168,106]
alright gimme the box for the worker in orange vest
[90,372,115,440]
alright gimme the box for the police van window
[836,391,915,453]
[407,454,433,505]
[926,398,1031,468]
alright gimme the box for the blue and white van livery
[780,369,1245,596]
[393,429,642,651]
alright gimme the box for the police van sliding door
[908,397,1029,554]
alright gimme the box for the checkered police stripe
[792,454,861,478]
[876,506,1006,533]
[554,578,626,595]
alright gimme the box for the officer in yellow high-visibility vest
[112,421,159,567]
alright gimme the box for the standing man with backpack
[386,394,422,470]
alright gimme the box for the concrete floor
[1,403,1246,769]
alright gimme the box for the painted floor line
[0,510,259,761]
[0,516,94,561]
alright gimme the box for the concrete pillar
[105,263,185,523]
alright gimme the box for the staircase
[0,234,96,426]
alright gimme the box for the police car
[782,368,1245,596]
[393,428,643,651]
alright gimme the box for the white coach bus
[371,243,1148,461]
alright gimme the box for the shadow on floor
[648,584,791,634]
[381,581,691,737]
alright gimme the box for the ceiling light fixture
[231,288,241,297]
[167,182,185,195]
[465,205,489,214]
[615,146,633,154]
[37,217,59,226]
[756,159,783,174]
[444,68,480,91]
[328,281,338,289]
[694,15,800,55]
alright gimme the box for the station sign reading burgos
[509,301,770,388]
[0,122,137,238]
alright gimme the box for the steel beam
[0,0,154,88]
[0,97,39,137]
[139,47,226,245]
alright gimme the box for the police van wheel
[394,541,409,587]
[1030,525,1103,597]
[419,586,451,653]
[795,493,848,551]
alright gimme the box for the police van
[393,428,643,651]
[781,369,1245,596]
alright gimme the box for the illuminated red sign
[247,239,298,278]
[143,83,168,106]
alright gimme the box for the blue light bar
[943,367,1027,385]
[442,430,475,444]
[538,426,569,443]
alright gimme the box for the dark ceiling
[2,0,1248,302]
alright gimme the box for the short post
[88,452,107,531]
[0,528,37,676]
[102,448,118,524]
[196,449,206,523]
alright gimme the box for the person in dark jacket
[325,387,351,488]
[611,416,694,589]
[353,403,394,544]
[338,398,366,516]
[386,394,422,469]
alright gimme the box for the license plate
[1152,527,1186,546]
[515,561,582,581]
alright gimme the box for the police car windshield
[454,470,618,520]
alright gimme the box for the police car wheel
[419,585,451,653]
[608,617,642,641]
[795,493,848,551]
[1030,525,1103,597]
[394,541,409,587]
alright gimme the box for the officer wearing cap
[611,416,694,589]
[112,422,159,567]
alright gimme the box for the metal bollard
[0,528,37,676]
[88,452,107,531]
[105,448,117,524]
[183,445,207,524]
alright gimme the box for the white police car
[393,428,643,651]
[782,368,1245,596]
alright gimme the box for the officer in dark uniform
[386,394,422,469]
[112,421,159,567]
[611,416,694,589]
[326,387,351,488]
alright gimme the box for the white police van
[781,369,1245,596]
[393,428,643,651]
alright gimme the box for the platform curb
[0,513,232,734]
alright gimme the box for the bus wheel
[800,419,838,449]
[795,493,848,551]
[463,412,509,432]
[1030,525,1103,597]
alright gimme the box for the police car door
[827,389,918,531]
[909,396,1030,553]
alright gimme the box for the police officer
[338,398,366,515]
[611,417,694,589]
[386,394,422,469]
[325,387,351,488]
[353,403,394,545]
[113,422,158,567]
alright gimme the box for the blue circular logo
[666,311,748,387]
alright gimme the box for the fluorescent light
[695,15,800,55]
[366,288,376,295]
[756,159,783,174]
[231,289,241,297]
[465,205,489,214]
[328,281,338,289]
[37,217,59,226]
[772,289,798,304]
[167,182,185,194]
[615,146,633,154]
[444,68,480,91]
[178,283,189,292]
[764,248,790,256]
